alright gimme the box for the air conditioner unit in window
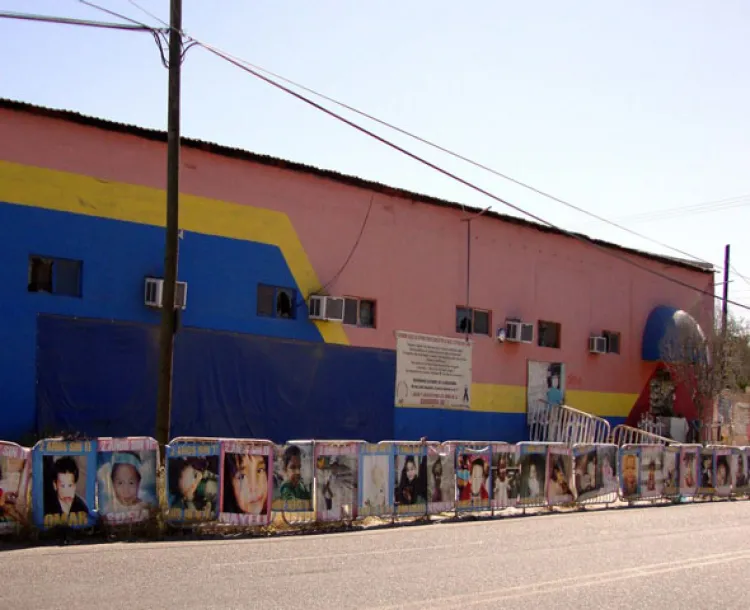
[504,320,534,344]
[308,295,345,322]
[589,335,607,354]
[144,277,187,310]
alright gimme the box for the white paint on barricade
[518,443,548,507]
[96,437,159,526]
[427,442,455,515]
[549,405,611,446]
[314,441,361,522]
[547,444,575,505]
[358,442,393,519]
[0,441,31,534]
[490,443,519,510]
[612,424,672,447]
[679,445,700,497]
[454,443,491,513]
[271,440,315,524]
[394,442,428,517]
[165,439,221,525]
[731,447,750,497]
[712,446,732,497]
[662,445,681,498]
[572,443,618,504]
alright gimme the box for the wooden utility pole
[155,0,183,449]
[721,244,730,336]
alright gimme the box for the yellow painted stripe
[566,390,637,419]
[0,161,349,345]
[471,383,527,413]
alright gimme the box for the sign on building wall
[394,331,472,410]
[526,360,566,424]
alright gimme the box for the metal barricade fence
[549,405,611,445]
[572,443,619,506]
[611,424,673,447]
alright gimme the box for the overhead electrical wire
[614,194,750,224]
[74,1,750,312]
[0,9,164,31]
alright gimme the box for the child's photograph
[394,451,427,512]
[547,450,574,505]
[0,447,30,528]
[222,450,271,518]
[316,452,357,521]
[714,452,731,496]
[620,450,639,498]
[42,454,90,520]
[427,447,455,513]
[733,449,748,490]
[574,447,598,499]
[97,449,158,523]
[491,447,520,509]
[166,453,220,517]
[638,447,663,498]
[519,449,547,505]
[597,446,618,493]
[272,443,313,512]
[457,451,490,509]
[662,448,679,495]
[680,449,698,494]
[699,448,715,493]
[360,451,391,517]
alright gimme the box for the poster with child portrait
[315,442,358,522]
[220,441,272,526]
[597,445,618,497]
[518,443,547,506]
[731,447,749,495]
[0,442,31,533]
[394,444,428,516]
[698,447,715,496]
[638,446,664,499]
[547,445,574,505]
[166,441,220,523]
[33,438,97,530]
[97,437,158,525]
[662,446,680,498]
[359,443,393,518]
[619,446,640,500]
[427,443,456,514]
[272,442,313,513]
[490,443,519,509]
[679,445,700,497]
[456,445,490,512]
[573,445,599,501]
[713,447,732,497]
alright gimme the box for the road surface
[2,501,749,609]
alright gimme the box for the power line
[0,9,164,31]
[613,195,750,224]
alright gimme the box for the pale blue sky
[2,1,749,316]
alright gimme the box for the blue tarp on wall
[36,315,395,442]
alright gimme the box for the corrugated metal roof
[0,97,713,274]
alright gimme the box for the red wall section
[0,108,715,397]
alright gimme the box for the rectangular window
[538,320,561,348]
[28,255,82,297]
[456,307,491,336]
[342,297,376,328]
[257,284,297,319]
[603,330,621,354]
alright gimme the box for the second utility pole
[155,0,183,450]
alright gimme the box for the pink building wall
[0,106,715,410]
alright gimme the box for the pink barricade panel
[427,443,455,515]
[315,442,359,522]
[219,440,273,526]
[97,437,159,525]
[455,444,491,512]
[272,442,314,516]
[0,442,31,533]
[547,445,575,506]
[490,443,519,510]
[679,445,700,497]
[518,443,548,507]
[359,443,393,518]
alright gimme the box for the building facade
[0,100,715,444]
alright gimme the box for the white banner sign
[394,331,472,409]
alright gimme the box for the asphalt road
[2,501,749,609]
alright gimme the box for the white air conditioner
[504,320,534,344]
[308,295,345,322]
[144,277,187,310]
[589,335,607,354]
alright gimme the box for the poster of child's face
[620,450,639,498]
[360,452,392,517]
[714,452,731,495]
[272,444,313,512]
[316,453,357,522]
[597,445,618,494]
[547,450,574,505]
[662,448,679,495]
[639,447,663,498]
[519,450,547,505]
[732,449,749,492]
[427,448,455,513]
[456,451,490,510]
[491,448,520,509]
[574,447,599,499]
[222,452,270,521]
[166,453,220,520]
[395,452,427,513]
[699,448,715,493]
[0,447,30,529]
[680,448,698,495]
[97,449,158,524]
[42,454,90,526]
